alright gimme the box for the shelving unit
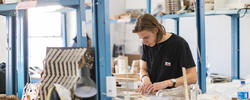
[154,6,249,94]
[0,0,87,98]
[108,0,250,94]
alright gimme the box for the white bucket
[214,0,247,10]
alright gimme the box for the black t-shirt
[141,33,196,83]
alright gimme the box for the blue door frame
[230,14,240,80]
[6,15,17,96]
[195,0,207,93]
[92,0,112,100]
[16,10,29,98]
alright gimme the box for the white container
[106,76,117,97]
[214,0,246,10]
[117,56,129,74]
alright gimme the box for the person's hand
[138,76,152,94]
[147,80,173,93]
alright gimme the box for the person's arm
[174,66,197,87]
[172,40,197,87]
[140,60,149,80]
[138,60,152,94]
[148,66,197,93]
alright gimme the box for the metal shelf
[110,18,136,23]
[157,10,250,19]
[0,0,79,11]
[108,10,250,24]
[0,0,91,15]
[0,3,17,11]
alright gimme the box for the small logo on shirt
[165,62,171,67]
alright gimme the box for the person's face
[136,29,157,47]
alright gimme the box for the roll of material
[165,0,181,14]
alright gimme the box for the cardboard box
[125,54,141,66]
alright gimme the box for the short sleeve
[141,45,147,61]
[178,41,196,68]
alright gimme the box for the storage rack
[152,3,250,93]
[0,0,88,98]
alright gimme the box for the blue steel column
[195,0,207,93]
[17,10,29,99]
[173,18,179,35]
[147,0,151,14]
[92,1,99,99]
[230,14,240,80]
[76,0,87,47]
[93,0,112,100]
[6,15,17,95]
[61,12,68,47]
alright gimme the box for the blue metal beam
[61,12,68,47]
[76,0,87,47]
[0,3,17,11]
[17,10,29,99]
[93,0,112,99]
[76,3,83,47]
[36,0,80,7]
[147,0,151,14]
[0,0,80,11]
[195,0,207,93]
[173,18,179,35]
[0,10,16,16]
[230,15,240,80]
[6,15,17,96]
[91,1,98,99]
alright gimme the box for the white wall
[110,0,148,55]
[240,14,250,78]
[0,16,7,62]
[125,0,146,9]
[179,17,198,67]
[124,23,142,54]
[205,16,231,76]
[110,0,126,54]
[67,11,77,46]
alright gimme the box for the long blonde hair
[132,14,166,43]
